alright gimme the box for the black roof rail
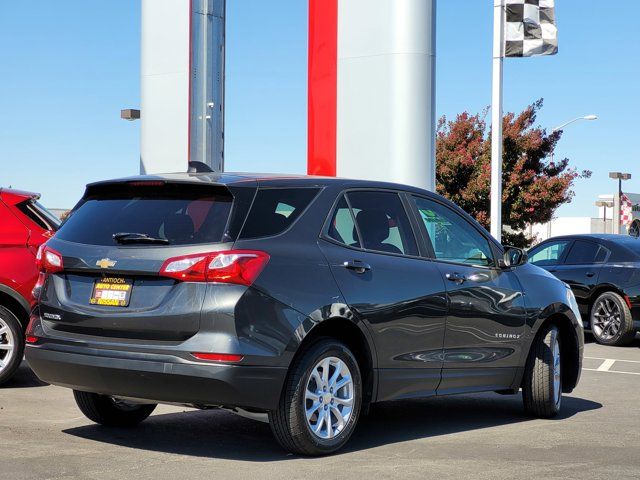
[187,161,214,173]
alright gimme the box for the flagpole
[490,0,504,242]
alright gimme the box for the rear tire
[73,390,157,427]
[523,324,562,418]
[0,306,24,386]
[269,338,362,456]
[590,291,636,346]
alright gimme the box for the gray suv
[26,172,583,455]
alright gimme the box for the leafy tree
[436,99,591,247]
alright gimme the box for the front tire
[0,306,24,386]
[523,324,562,418]
[590,291,636,346]
[73,390,157,427]
[269,338,362,456]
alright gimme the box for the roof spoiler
[187,161,214,173]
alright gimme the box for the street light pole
[595,200,613,233]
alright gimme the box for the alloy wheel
[0,317,16,374]
[304,356,354,440]
[592,295,622,341]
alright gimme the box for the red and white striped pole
[308,0,437,191]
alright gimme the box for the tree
[436,99,591,247]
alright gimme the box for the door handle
[586,272,595,278]
[343,260,371,274]
[446,272,466,284]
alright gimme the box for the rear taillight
[159,250,269,286]
[36,245,64,273]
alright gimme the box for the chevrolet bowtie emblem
[96,258,117,269]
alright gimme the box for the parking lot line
[583,357,640,376]
[596,358,616,372]
[585,356,640,364]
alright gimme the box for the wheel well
[294,318,375,410]
[0,291,29,331]
[534,314,581,393]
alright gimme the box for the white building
[529,192,639,244]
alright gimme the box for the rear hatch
[38,179,252,342]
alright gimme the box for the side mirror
[501,246,528,268]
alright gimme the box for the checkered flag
[505,0,558,57]
[620,193,633,227]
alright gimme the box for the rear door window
[239,188,320,239]
[326,195,360,248]
[346,191,418,256]
[56,186,233,246]
[564,240,602,264]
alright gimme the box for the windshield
[56,189,233,246]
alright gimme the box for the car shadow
[1,361,48,388]
[62,392,602,461]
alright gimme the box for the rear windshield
[56,186,233,246]
[615,236,640,256]
[16,199,61,231]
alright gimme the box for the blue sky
[1,1,638,217]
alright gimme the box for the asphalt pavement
[2,335,639,480]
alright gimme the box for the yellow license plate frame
[90,277,133,307]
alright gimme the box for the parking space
[2,336,639,480]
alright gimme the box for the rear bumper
[26,344,287,411]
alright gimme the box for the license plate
[90,277,133,307]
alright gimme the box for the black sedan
[528,234,640,346]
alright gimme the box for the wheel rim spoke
[304,355,355,440]
[592,296,623,341]
[0,318,15,372]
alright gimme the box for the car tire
[522,324,562,418]
[73,390,157,427]
[269,338,362,456]
[590,291,636,346]
[0,305,25,386]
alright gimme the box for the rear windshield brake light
[159,250,269,286]
[127,180,166,187]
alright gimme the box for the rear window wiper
[113,232,170,245]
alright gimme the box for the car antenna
[187,161,214,173]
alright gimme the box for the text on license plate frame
[90,277,133,307]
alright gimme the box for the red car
[0,188,59,384]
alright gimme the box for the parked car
[26,172,583,455]
[0,188,59,384]
[528,234,640,346]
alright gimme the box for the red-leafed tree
[436,99,591,247]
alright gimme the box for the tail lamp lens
[159,250,269,286]
[36,245,64,273]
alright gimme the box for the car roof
[86,171,440,196]
[538,233,631,243]
[0,188,40,205]
[535,233,640,257]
